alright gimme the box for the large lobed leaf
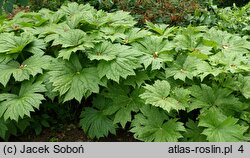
[205,28,250,54]
[188,84,244,115]
[199,108,248,142]
[165,55,221,81]
[48,55,101,102]
[80,107,117,139]
[51,29,94,60]
[87,41,117,61]
[0,80,46,121]
[140,80,185,112]
[132,36,174,70]
[87,42,142,82]
[0,33,34,54]
[130,105,186,142]
[0,55,53,87]
[206,29,250,73]
[102,84,144,128]
[121,28,151,44]
[165,55,199,81]
[79,95,117,139]
[174,26,212,55]
[60,2,94,17]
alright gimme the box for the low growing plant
[0,2,249,142]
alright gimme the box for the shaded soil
[9,124,138,142]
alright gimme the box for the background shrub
[1,0,249,26]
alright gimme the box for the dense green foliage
[0,0,29,14]
[0,2,250,142]
[1,0,249,26]
[188,1,250,35]
[1,0,202,25]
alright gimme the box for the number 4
[238,145,244,153]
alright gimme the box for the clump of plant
[14,0,203,25]
[188,1,250,35]
[110,0,202,25]
[0,2,250,142]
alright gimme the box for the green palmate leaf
[26,39,47,55]
[130,105,185,142]
[183,119,207,142]
[52,29,87,47]
[0,55,53,86]
[0,80,46,121]
[205,29,250,72]
[146,21,168,35]
[140,80,184,112]
[165,55,194,81]
[60,2,94,16]
[224,75,250,99]
[174,26,212,55]
[199,108,248,142]
[52,29,93,59]
[0,61,28,85]
[9,11,48,29]
[100,26,126,42]
[205,28,250,54]
[124,70,150,88]
[122,28,151,44]
[57,45,87,60]
[188,84,243,114]
[87,41,117,61]
[38,9,64,24]
[103,84,144,128]
[0,33,33,54]
[165,55,214,81]
[61,3,108,28]
[80,107,117,139]
[107,10,136,27]
[48,55,101,102]
[209,51,250,73]
[36,22,71,40]
[222,74,243,92]
[80,10,109,27]
[171,87,191,108]
[66,12,86,29]
[0,118,8,139]
[146,21,178,37]
[95,43,142,82]
[195,61,223,81]
[132,36,174,70]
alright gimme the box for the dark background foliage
[1,0,249,25]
